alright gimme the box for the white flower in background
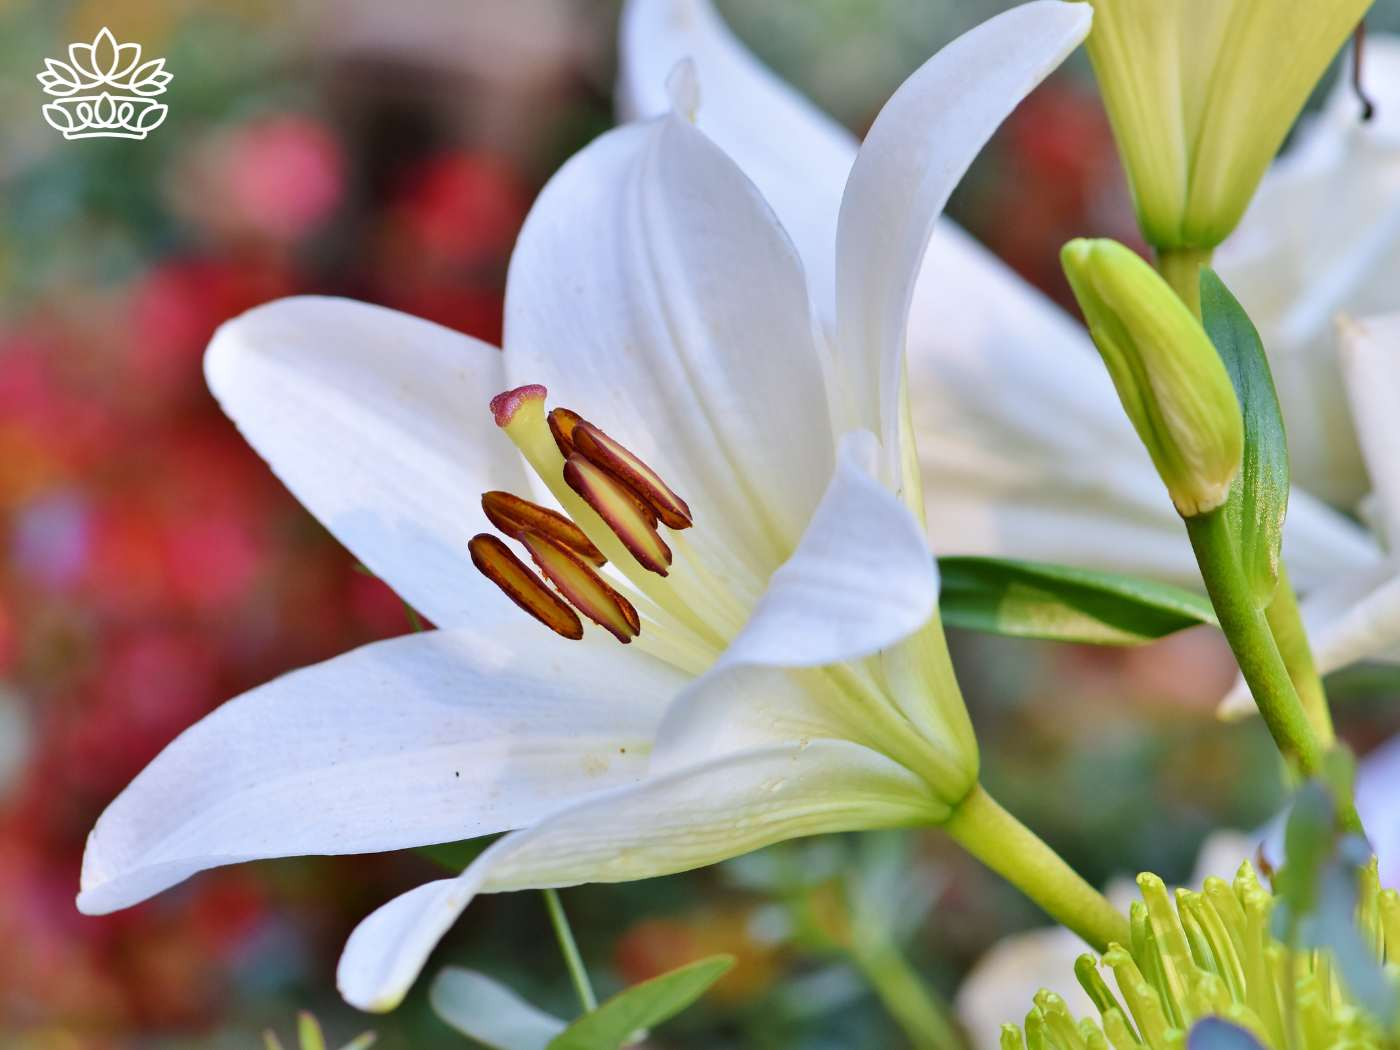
[78,1,1095,1014]
[618,0,1378,592]
[1218,35,1400,507]
[956,735,1400,1049]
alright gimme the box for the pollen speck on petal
[468,534,582,640]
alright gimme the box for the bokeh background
[3,1,1400,1046]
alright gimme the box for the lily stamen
[566,417,693,529]
[480,490,606,567]
[467,534,583,640]
[564,454,673,575]
[475,383,723,647]
[518,530,640,643]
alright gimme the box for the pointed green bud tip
[1004,860,1396,1048]
[1080,0,1370,250]
[1061,238,1243,518]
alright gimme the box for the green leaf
[431,968,567,1050]
[417,835,495,873]
[937,556,1217,646]
[297,1013,327,1050]
[1187,1018,1266,1050]
[546,955,734,1050]
[1200,269,1289,607]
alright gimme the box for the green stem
[848,932,964,1050]
[943,783,1129,952]
[1265,564,1334,745]
[1185,508,1325,780]
[1155,246,1213,318]
[543,888,596,1013]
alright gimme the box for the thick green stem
[543,888,596,1013]
[848,932,964,1050]
[1265,565,1334,745]
[943,784,1129,952]
[1185,508,1324,778]
[1155,246,1213,318]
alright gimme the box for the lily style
[618,0,1379,593]
[77,1,1131,1015]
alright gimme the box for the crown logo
[37,27,172,140]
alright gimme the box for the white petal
[716,431,935,671]
[78,625,683,915]
[1341,314,1400,541]
[1356,733,1400,888]
[504,113,834,575]
[206,297,528,630]
[337,741,934,1011]
[617,0,856,317]
[955,922,1092,1050]
[834,1,1090,472]
[430,968,565,1050]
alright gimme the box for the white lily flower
[1217,35,1400,507]
[619,0,1378,591]
[79,1,1103,1015]
[955,735,1400,1049]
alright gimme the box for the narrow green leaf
[546,955,734,1050]
[937,556,1217,646]
[297,1013,327,1050]
[431,968,567,1050]
[1200,269,1289,607]
[1187,1018,1266,1050]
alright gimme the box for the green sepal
[1200,269,1289,609]
[546,955,734,1050]
[937,556,1217,646]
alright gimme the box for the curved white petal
[717,431,936,672]
[617,0,856,316]
[1356,733,1400,888]
[430,968,565,1050]
[1341,314,1400,541]
[337,741,934,1011]
[504,113,833,576]
[78,625,683,915]
[834,1,1091,474]
[206,297,527,630]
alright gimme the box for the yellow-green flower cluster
[1001,862,1398,1050]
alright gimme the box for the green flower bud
[1061,239,1243,517]
[1080,0,1372,251]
